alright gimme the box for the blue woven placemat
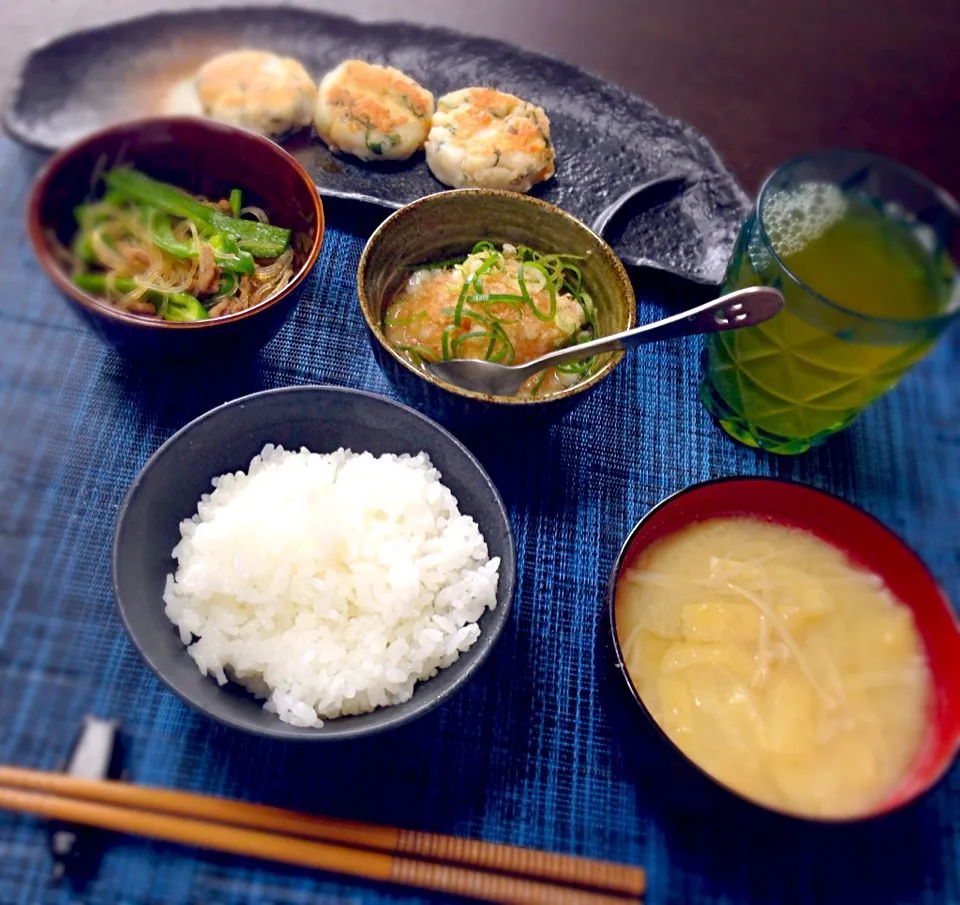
[0,137,957,905]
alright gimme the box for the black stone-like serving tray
[4,6,749,285]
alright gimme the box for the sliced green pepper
[75,273,133,295]
[103,168,290,258]
[72,229,97,264]
[229,188,243,216]
[73,273,209,322]
[73,203,92,225]
[72,204,113,264]
[208,271,239,306]
[162,293,210,322]
[209,233,255,274]
[148,209,197,259]
[145,212,254,273]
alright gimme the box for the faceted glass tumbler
[700,150,960,455]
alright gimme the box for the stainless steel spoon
[423,286,784,397]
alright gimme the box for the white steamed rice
[162,444,500,727]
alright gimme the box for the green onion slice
[451,330,492,355]
[440,323,459,360]
[395,344,438,363]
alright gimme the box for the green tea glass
[700,150,960,454]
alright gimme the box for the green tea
[778,192,946,320]
[701,181,954,454]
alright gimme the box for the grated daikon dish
[614,517,930,818]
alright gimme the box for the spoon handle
[519,287,784,375]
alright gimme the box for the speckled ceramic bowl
[356,189,636,428]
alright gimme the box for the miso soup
[614,517,929,818]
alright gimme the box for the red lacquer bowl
[607,477,960,822]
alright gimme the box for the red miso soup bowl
[26,116,324,358]
[607,477,960,822]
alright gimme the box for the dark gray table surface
[3,0,959,198]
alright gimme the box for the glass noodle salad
[58,167,299,321]
[383,242,601,397]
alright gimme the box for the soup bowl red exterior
[26,116,324,358]
[607,477,960,822]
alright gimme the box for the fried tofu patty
[424,88,556,192]
[174,50,317,138]
[314,60,435,162]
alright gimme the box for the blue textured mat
[0,137,958,905]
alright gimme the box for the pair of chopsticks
[0,765,644,904]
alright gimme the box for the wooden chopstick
[0,766,644,904]
[0,766,643,895]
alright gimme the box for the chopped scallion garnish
[385,241,598,391]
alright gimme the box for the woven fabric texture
[0,139,957,905]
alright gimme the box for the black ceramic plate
[4,7,749,284]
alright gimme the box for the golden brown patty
[181,50,317,137]
[314,60,434,161]
[424,87,555,192]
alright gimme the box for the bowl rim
[111,384,517,741]
[26,115,325,330]
[356,187,637,405]
[605,475,960,823]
